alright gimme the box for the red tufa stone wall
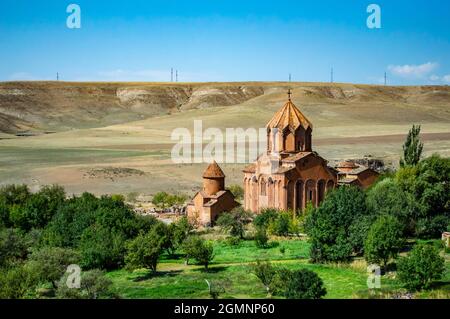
[203,177,224,195]
[243,154,337,215]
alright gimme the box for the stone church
[243,91,378,214]
[187,161,239,225]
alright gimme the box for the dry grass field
[0,81,449,196]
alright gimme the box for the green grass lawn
[106,238,450,299]
[107,239,370,299]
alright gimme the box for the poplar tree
[400,125,423,167]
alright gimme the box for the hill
[1,81,449,134]
[0,81,449,196]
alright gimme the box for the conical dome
[202,161,225,178]
[266,99,312,131]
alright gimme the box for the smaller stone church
[187,161,239,226]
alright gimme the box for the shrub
[216,207,251,239]
[56,269,115,299]
[268,212,292,236]
[0,228,29,267]
[253,209,278,230]
[252,260,276,297]
[397,244,445,291]
[226,185,244,201]
[26,247,80,288]
[152,192,187,208]
[0,263,37,299]
[364,215,404,267]
[254,227,269,248]
[272,268,326,299]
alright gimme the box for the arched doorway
[305,179,316,207]
[295,180,304,213]
[317,180,326,204]
[326,180,334,193]
[251,176,258,212]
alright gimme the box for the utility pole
[289,73,291,82]
[331,68,334,83]
[176,70,178,82]
[171,68,173,82]
[384,72,387,86]
[56,72,59,81]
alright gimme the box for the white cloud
[429,74,440,81]
[428,74,450,83]
[388,62,438,79]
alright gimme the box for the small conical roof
[336,161,358,169]
[202,161,225,178]
[267,98,312,131]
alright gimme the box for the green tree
[0,263,37,299]
[0,228,28,266]
[366,178,414,233]
[226,184,244,201]
[152,192,187,208]
[396,154,450,237]
[306,186,369,262]
[253,208,278,230]
[192,240,214,270]
[400,124,423,167]
[56,269,115,299]
[397,244,445,291]
[272,268,326,299]
[152,192,170,209]
[170,216,193,249]
[268,211,292,236]
[79,224,127,270]
[364,215,404,267]
[125,227,165,273]
[25,247,80,288]
[348,215,375,255]
[252,260,276,297]
[254,227,269,248]
[10,185,66,231]
[181,236,214,269]
[216,207,251,239]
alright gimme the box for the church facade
[187,161,239,225]
[243,91,378,214]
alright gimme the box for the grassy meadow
[106,238,450,299]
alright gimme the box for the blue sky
[0,0,449,84]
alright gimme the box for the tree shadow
[132,270,182,282]
[161,253,185,260]
[192,266,229,273]
[427,280,450,290]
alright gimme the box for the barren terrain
[0,81,449,196]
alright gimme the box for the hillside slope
[0,81,449,134]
